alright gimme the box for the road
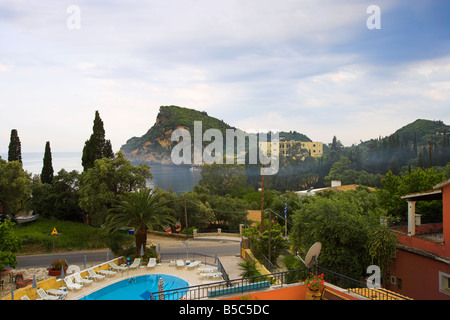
[15,239,241,268]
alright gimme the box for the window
[397,278,402,291]
[439,272,450,296]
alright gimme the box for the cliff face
[120,105,235,164]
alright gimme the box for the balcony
[391,222,443,243]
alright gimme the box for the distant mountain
[393,119,450,146]
[280,131,311,142]
[121,105,235,164]
[120,105,313,164]
[358,119,449,147]
[352,119,450,173]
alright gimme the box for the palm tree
[238,260,261,279]
[104,188,176,254]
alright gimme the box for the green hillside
[121,105,234,154]
[120,105,313,164]
[394,119,450,145]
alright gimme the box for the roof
[400,189,442,201]
[434,178,450,190]
[316,184,376,193]
[348,287,413,300]
[399,178,450,201]
[295,184,375,197]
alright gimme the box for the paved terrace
[1,234,244,300]
[66,259,234,300]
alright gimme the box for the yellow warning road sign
[51,227,58,235]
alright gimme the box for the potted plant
[303,272,325,300]
[48,259,68,276]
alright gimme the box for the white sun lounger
[73,273,93,286]
[37,288,59,300]
[47,288,69,297]
[197,267,218,273]
[109,262,127,271]
[200,272,223,279]
[147,258,157,268]
[186,260,201,269]
[176,260,185,268]
[64,277,83,291]
[97,269,117,277]
[87,268,105,281]
[129,258,141,270]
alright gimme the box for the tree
[105,188,176,255]
[8,129,22,163]
[41,141,54,184]
[377,168,445,220]
[238,260,261,280]
[209,194,249,231]
[156,186,215,232]
[82,110,114,171]
[199,162,247,197]
[0,159,31,215]
[0,218,22,271]
[28,169,82,221]
[242,218,288,265]
[290,188,395,281]
[78,152,151,225]
[367,226,397,285]
[324,156,383,188]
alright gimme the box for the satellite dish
[297,242,322,268]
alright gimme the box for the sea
[0,152,201,194]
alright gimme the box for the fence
[261,254,281,273]
[193,228,242,240]
[148,266,411,300]
[149,268,310,300]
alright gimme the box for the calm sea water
[0,152,201,194]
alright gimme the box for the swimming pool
[79,274,189,300]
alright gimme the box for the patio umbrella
[32,275,36,288]
[106,248,109,261]
[84,255,87,268]
[140,244,144,257]
[10,285,14,300]
[61,265,65,280]
[158,277,165,300]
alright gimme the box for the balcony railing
[148,266,410,300]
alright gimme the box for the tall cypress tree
[8,129,22,163]
[82,110,114,171]
[41,141,54,184]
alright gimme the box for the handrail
[149,268,310,300]
[148,266,411,300]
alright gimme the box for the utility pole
[260,166,265,234]
[428,140,432,168]
[268,208,271,262]
[184,196,189,240]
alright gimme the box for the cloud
[0,0,449,153]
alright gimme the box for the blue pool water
[79,274,189,300]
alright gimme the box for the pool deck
[65,257,243,300]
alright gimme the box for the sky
[0,0,449,154]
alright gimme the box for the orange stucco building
[388,179,450,300]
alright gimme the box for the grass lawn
[14,218,133,254]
